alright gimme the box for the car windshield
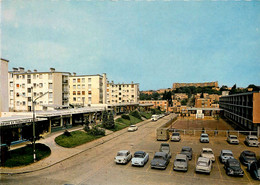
[182,148,190,152]
[176,159,186,162]
[172,133,179,136]
[249,138,258,141]
[198,161,208,167]
[229,161,240,167]
[130,125,136,127]
[203,150,213,154]
[154,156,165,160]
[223,153,233,157]
[246,153,256,158]
[230,136,237,139]
[201,135,208,138]
[134,154,144,158]
[117,152,126,156]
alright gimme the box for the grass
[110,115,142,132]
[140,112,152,119]
[55,130,104,148]
[3,143,51,167]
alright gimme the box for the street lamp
[32,89,49,162]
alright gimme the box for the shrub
[63,130,71,137]
[121,114,130,120]
[129,110,142,120]
[88,126,105,136]
[83,125,90,132]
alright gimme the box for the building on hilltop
[172,81,218,90]
[8,67,70,112]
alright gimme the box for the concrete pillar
[257,125,260,138]
[49,119,51,133]
[60,116,63,127]
[70,115,73,125]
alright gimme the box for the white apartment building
[8,67,70,112]
[0,58,9,113]
[69,73,107,106]
[107,81,139,104]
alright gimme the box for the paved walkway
[0,119,152,174]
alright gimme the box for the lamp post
[31,88,49,162]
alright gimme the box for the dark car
[224,159,244,177]
[180,146,193,160]
[239,150,257,165]
[247,161,260,180]
[150,152,170,170]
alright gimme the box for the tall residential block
[8,67,70,111]
[219,92,260,132]
[107,81,139,104]
[0,58,9,113]
[69,73,107,106]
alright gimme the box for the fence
[168,128,258,137]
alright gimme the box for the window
[48,83,53,89]
[73,79,76,83]
[23,101,26,106]
[27,79,31,84]
[73,85,76,89]
[39,74,43,79]
[16,93,19,97]
[77,91,81,95]
[22,84,25,88]
[34,92,36,97]
[82,91,85,95]
[27,74,31,79]
[49,92,53,99]
[33,83,36,88]
[10,82,13,87]
[77,78,80,83]
[16,84,19,88]
[33,74,36,79]
[39,83,43,88]
[82,84,85,89]
[73,91,76,95]
[10,90,13,96]
[88,97,91,102]
[82,78,85,83]
[16,101,19,106]
[73,97,76,101]
[28,88,31,93]
[77,97,81,102]
[48,74,52,80]
[88,78,91,83]
[22,75,25,79]
[77,85,81,89]
[88,84,91,89]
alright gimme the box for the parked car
[224,158,244,177]
[128,125,138,132]
[219,150,234,163]
[173,154,188,172]
[159,143,171,158]
[171,132,181,142]
[114,150,132,164]
[151,115,159,121]
[180,146,193,160]
[150,152,170,170]
[200,148,215,162]
[195,157,212,174]
[131,151,149,167]
[245,135,259,147]
[239,150,257,165]
[227,135,239,145]
[247,161,260,180]
[200,133,209,143]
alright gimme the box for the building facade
[172,81,218,90]
[219,92,260,132]
[69,73,107,106]
[8,67,70,111]
[139,100,168,111]
[107,81,139,104]
[0,59,9,113]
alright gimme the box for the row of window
[72,97,91,102]
[72,84,91,89]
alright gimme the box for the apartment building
[173,93,188,100]
[107,81,139,104]
[156,88,171,94]
[195,98,212,108]
[219,92,260,132]
[141,90,154,95]
[172,81,218,90]
[1,59,9,113]
[69,73,107,106]
[139,100,168,111]
[8,67,70,111]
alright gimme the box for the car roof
[227,158,239,163]
[202,148,213,151]
[248,135,258,138]
[229,135,237,137]
[118,150,129,153]
[176,154,187,159]
[198,157,210,162]
[155,152,167,157]
[134,151,145,155]
[242,150,255,155]
[221,150,233,154]
[182,146,191,150]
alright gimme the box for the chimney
[34,69,37,72]
[13,68,18,72]
[27,70,31,73]
[73,72,76,76]
[19,67,25,72]
[50,68,55,72]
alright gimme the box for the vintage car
[219,150,234,163]
[195,157,212,174]
[150,152,170,170]
[131,151,149,167]
[247,160,260,180]
[224,159,244,177]
[200,133,209,143]
[244,135,259,147]
[114,150,132,164]
[159,143,171,158]
[173,154,188,172]
[227,135,239,145]
[151,115,159,121]
[171,132,181,142]
[239,150,257,166]
[180,146,193,160]
[200,148,215,162]
[128,125,138,132]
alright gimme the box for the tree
[230,84,237,95]
[102,111,115,129]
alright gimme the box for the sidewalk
[0,119,152,174]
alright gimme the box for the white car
[200,133,209,143]
[245,135,259,147]
[131,151,149,167]
[114,150,132,164]
[151,115,159,121]
[171,132,181,142]
[219,150,234,163]
[195,157,212,174]
[173,154,188,172]
[227,135,239,145]
[200,148,215,162]
[128,125,138,132]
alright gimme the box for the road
[1,115,259,185]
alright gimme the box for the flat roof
[107,103,139,107]
[220,91,259,98]
[139,104,154,107]
[1,58,9,62]
[187,107,222,111]
[0,116,47,127]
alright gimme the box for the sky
[1,0,260,91]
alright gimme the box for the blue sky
[2,0,260,90]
